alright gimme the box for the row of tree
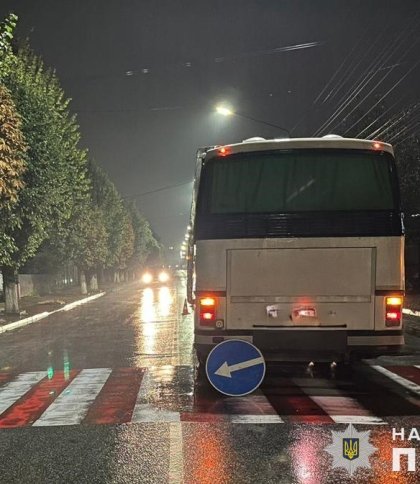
[0,14,159,313]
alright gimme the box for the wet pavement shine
[0,276,419,483]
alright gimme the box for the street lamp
[215,104,290,137]
[216,105,234,117]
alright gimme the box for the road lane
[0,276,419,482]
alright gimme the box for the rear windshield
[199,149,398,214]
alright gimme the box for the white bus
[187,136,404,366]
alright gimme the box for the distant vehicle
[141,266,172,286]
[187,136,404,366]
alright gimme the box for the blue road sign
[205,339,266,396]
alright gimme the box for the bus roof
[205,137,394,160]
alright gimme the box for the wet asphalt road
[0,276,420,483]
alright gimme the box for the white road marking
[0,372,46,415]
[371,365,420,396]
[0,313,50,334]
[310,395,385,424]
[59,292,105,312]
[228,414,284,423]
[132,367,181,422]
[330,415,385,425]
[168,422,184,484]
[33,368,111,426]
[0,293,106,335]
[132,404,180,422]
[134,367,152,402]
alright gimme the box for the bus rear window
[200,149,398,214]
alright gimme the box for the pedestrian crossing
[0,364,418,429]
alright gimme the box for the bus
[187,136,404,366]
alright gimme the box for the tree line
[0,14,160,313]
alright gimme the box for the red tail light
[200,297,216,326]
[385,296,402,327]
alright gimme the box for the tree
[0,84,27,269]
[116,211,134,281]
[89,160,129,281]
[0,13,17,79]
[394,136,420,215]
[65,204,108,294]
[128,203,161,276]
[1,45,89,312]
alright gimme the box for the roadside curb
[403,308,420,337]
[0,292,106,335]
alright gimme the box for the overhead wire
[355,98,402,138]
[313,11,420,137]
[312,30,368,105]
[312,30,393,136]
[320,29,373,105]
[315,33,405,136]
[394,125,420,145]
[343,57,420,136]
[388,115,420,144]
[123,180,193,199]
[371,103,420,140]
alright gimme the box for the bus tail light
[200,297,216,326]
[385,296,402,326]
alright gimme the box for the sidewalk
[403,294,420,337]
[0,287,84,327]
[0,283,122,330]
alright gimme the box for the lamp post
[215,105,290,137]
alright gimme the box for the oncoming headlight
[158,271,169,283]
[142,272,153,284]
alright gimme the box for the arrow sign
[214,357,265,378]
[205,339,266,396]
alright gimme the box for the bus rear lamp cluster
[199,297,216,325]
[385,296,402,326]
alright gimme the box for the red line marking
[83,368,144,425]
[385,366,420,386]
[0,370,80,428]
[262,376,334,424]
[181,413,229,422]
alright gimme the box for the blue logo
[205,339,266,396]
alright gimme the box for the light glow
[158,286,172,317]
[216,105,234,116]
[158,271,169,283]
[142,272,153,284]
[200,297,216,306]
[219,146,230,156]
[386,297,402,306]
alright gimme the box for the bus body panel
[193,237,404,360]
[190,138,404,361]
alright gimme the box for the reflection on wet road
[0,277,419,482]
[136,285,193,368]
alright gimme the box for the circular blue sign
[205,339,266,396]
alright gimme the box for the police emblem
[343,438,359,460]
[324,424,377,476]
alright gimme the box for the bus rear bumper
[194,330,404,362]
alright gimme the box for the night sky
[1,0,419,250]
